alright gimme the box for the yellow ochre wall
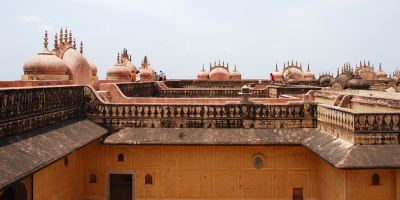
[82,142,318,200]
[25,140,400,200]
[33,147,83,200]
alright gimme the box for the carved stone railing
[269,86,321,98]
[164,80,269,88]
[0,86,84,139]
[117,82,268,98]
[317,104,400,145]
[84,87,317,132]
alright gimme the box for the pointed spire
[130,55,131,62]
[364,60,366,66]
[288,60,289,67]
[235,64,237,70]
[73,38,76,49]
[223,61,224,66]
[69,30,72,44]
[368,60,370,66]
[42,30,49,52]
[117,52,120,63]
[296,60,298,66]
[379,63,382,70]
[80,41,83,54]
[214,60,216,66]
[292,60,293,66]
[64,27,68,43]
[202,64,204,71]
[360,60,362,67]
[276,63,278,71]
[219,60,220,66]
[300,63,302,70]
[307,63,310,71]
[284,63,286,68]
[227,63,229,69]
[337,67,339,76]
[54,33,58,48]
[59,27,63,44]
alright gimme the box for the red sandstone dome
[61,46,92,85]
[229,65,241,80]
[87,60,98,76]
[23,53,67,75]
[209,67,230,80]
[197,64,209,80]
[272,64,283,81]
[107,63,131,80]
[125,61,137,74]
[283,67,304,80]
[376,64,387,80]
[303,64,315,80]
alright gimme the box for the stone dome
[209,66,230,80]
[139,69,152,80]
[347,74,370,89]
[197,65,209,80]
[283,67,304,80]
[87,60,97,76]
[319,75,333,87]
[376,64,387,80]
[125,61,137,74]
[272,64,283,81]
[358,67,377,80]
[303,64,315,80]
[106,63,131,80]
[229,65,241,80]
[23,53,67,75]
[148,64,155,76]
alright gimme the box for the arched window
[180,124,183,128]
[90,173,97,183]
[151,124,155,128]
[145,174,152,184]
[372,173,380,185]
[118,153,124,162]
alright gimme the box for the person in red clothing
[270,73,275,85]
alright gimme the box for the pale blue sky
[1,0,399,80]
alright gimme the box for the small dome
[106,63,131,79]
[23,53,67,75]
[125,61,137,74]
[197,65,209,80]
[139,69,152,79]
[376,64,387,80]
[87,60,97,76]
[319,76,333,87]
[230,65,241,80]
[347,74,370,89]
[358,67,377,80]
[303,64,315,80]
[209,67,230,80]
[148,64,155,76]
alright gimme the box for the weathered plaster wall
[316,156,345,200]
[33,148,83,200]
[82,142,318,200]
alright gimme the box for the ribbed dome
[87,60,97,76]
[139,69,152,80]
[209,67,230,80]
[358,67,377,80]
[376,64,387,80]
[347,75,370,89]
[23,53,67,75]
[106,63,131,79]
[319,76,333,87]
[125,61,137,74]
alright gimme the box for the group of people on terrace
[131,70,166,82]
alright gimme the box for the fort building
[1,29,400,200]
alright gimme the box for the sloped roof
[0,117,108,191]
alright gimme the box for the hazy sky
[1,0,399,80]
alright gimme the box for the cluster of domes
[22,28,97,85]
[106,49,138,81]
[273,60,316,81]
[197,61,241,80]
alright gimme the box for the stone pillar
[239,85,252,104]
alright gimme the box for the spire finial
[235,64,237,70]
[202,64,204,71]
[292,60,293,66]
[368,60,370,66]
[69,30,72,44]
[284,63,285,68]
[337,67,339,76]
[64,27,68,42]
[379,63,382,70]
[364,60,366,66]
[73,38,76,49]
[43,30,49,52]
[214,60,216,66]
[54,33,58,48]
[300,63,302,70]
[130,55,131,62]
[80,41,83,54]
[223,60,224,66]
[117,52,120,63]
[219,60,220,66]
[59,27,63,44]
[307,63,310,71]
[276,63,278,70]
[296,60,298,66]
